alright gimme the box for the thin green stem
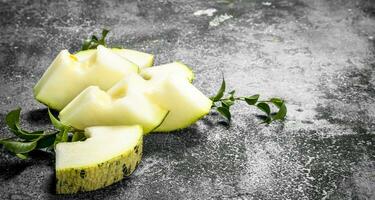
[214,97,245,102]
[215,97,274,103]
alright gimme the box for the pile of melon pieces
[34,45,212,194]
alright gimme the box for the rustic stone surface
[0,0,374,199]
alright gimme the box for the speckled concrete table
[0,0,374,199]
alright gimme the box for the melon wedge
[140,62,194,82]
[146,75,212,132]
[55,125,143,194]
[59,74,168,133]
[112,48,154,69]
[75,48,154,69]
[34,45,138,110]
[139,62,210,132]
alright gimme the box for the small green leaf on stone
[222,100,234,108]
[256,102,271,115]
[5,108,43,140]
[5,107,21,132]
[228,90,235,101]
[211,77,226,102]
[270,98,284,108]
[0,139,39,154]
[245,94,259,105]
[217,106,231,121]
[272,102,287,120]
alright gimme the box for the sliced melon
[112,48,154,69]
[140,62,194,82]
[75,48,154,69]
[146,75,212,132]
[55,125,143,194]
[59,74,168,133]
[34,45,138,110]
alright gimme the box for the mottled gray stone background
[0,0,374,199]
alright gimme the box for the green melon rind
[56,136,143,194]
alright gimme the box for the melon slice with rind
[55,125,143,194]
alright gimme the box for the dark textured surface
[0,0,375,199]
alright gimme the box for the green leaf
[91,35,98,42]
[222,100,234,108]
[228,90,235,101]
[79,29,110,51]
[12,130,43,141]
[16,153,28,159]
[36,133,57,149]
[270,98,284,108]
[245,94,259,105]
[0,139,38,154]
[48,109,67,130]
[272,102,287,120]
[211,77,226,101]
[5,107,21,131]
[256,103,271,115]
[217,106,231,121]
[99,29,110,45]
[81,39,92,51]
[54,128,69,146]
[61,129,69,142]
[5,108,43,140]
[263,116,272,124]
[71,132,85,142]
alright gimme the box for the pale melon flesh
[145,75,212,132]
[55,125,143,194]
[59,74,168,134]
[75,48,154,69]
[59,62,211,133]
[140,62,211,132]
[34,45,139,110]
[140,62,194,82]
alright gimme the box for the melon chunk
[139,62,211,132]
[146,75,212,132]
[55,125,143,194]
[112,48,154,69]
[140,62,194,82]
[60,62,210,133]
[33,45,138,110]
[75,48,154,69]
[59,74,168,133]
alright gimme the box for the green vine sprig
[0,108,84,159]
[211,77,287,123]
